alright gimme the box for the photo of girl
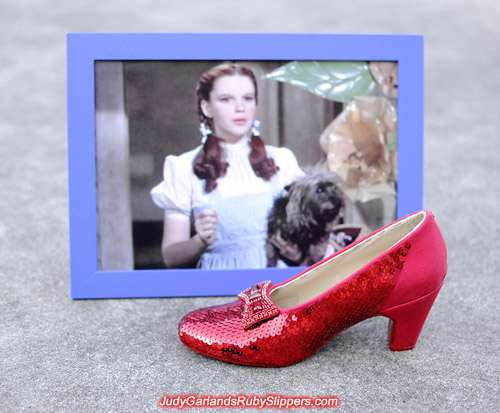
[95,59,398,273]
[150,64,304,269]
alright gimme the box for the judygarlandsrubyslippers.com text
[158,394,340,409]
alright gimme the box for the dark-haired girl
[151,64,303,269]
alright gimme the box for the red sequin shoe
[178,210,447,367]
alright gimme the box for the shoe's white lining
[270,211,427,309]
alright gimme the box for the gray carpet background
[1,1,499,412]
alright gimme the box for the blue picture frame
[67,33,423,299]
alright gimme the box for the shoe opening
[270,211,427,309]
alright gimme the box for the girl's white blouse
[151,138,304,218]
[150,137,304,269]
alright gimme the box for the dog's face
[308,180,343,221]
[285,173,344,225]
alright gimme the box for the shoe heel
[381,284,443,351]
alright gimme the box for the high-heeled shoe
[178,210,447,367]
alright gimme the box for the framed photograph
[67,33,423,298]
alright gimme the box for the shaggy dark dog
[266,169,344,267]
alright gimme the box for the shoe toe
[178,299,296,366]
[178,300,246,359]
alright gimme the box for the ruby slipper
[178,210,447,367]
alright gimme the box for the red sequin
[178,244,411,367]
